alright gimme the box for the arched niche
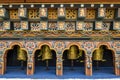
[92,45,115,75]
[3,45,28,74]
[62,45,87,75]
[33,45,56,74]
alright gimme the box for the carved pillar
[54,41,65,76]
[115,54,120,76]
[82,41,94,76]
[56,52,63,76]
[27,52,34,75]
[85,52,92,76]
[0,51,5,75]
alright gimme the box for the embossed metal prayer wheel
[17,46,27,70]
[93,46,106,70]
[38,45,52,70]
[93,48,104,61]
[40,45,52,61]
[67,45,81,70]
[67,45,78,60]
[17,47,27,61]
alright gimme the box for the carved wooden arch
[91,42,117,75]
[9,42,23,49]
[32,42,57,58]
[3,45,29,59]
[91,42,116,56]
[62,42,87,56]
[2,43,29,74]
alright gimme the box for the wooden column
[56,54,63,76]
[27,55,34,75]
[85,55,92,76]
[0,62,4,75]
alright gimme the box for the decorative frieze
[0,8,8,18]
[86,9,96,19]
[21,21,28,30]
[57,21,65,30]
[30,22,40,31]
[48,8,57,19]
[78,8,86,18]
[76,21,84,30]
[39,8,47,18]
[0,22,3,31]
[3,21,10,30]
[65,21,75,31]
[113,21,120,30]
[40,21,48,30]
[102,22,110,31]
[95,21,103,30]
[83,22,93,31]
[18,8,27,18]
[10,9,19,19]
[28,9,39,19]
[105,8,115,19]
[14,22,21,31]
[66,8,77,20]
[58,8,65,18]
[48,22,57,31]
[98,8,105,18]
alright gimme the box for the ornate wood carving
[86,9,96,19]
[48,8,57,20]
[105,8,115,19]
[10,9,19,19]
[66,8,77,20]
[28,9,39,19]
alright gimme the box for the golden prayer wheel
[67,45,78,60]
[93,48,104,61]
[17,47,27,61]
[38,45,52,61]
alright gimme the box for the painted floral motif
[54,41,65,53]
[113,41,120,51]
[14,22,21,31]
[48,22,57,31]
[0,42,6,50]
[30,22,40,31]
[102,22,110,31]
[83,22,93,31]
[65,22,75,31]
[83,42,94,52]
[25,41,36,51]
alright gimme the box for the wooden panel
[26,0,120,3]
[105,8,115,19]
[9,9,19,19]
[0,0,24,3]
[86,9,96,19]
[66,8,77,20]
[1,0,120,3]
[28,9,39,19]
[48,8,57,20]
